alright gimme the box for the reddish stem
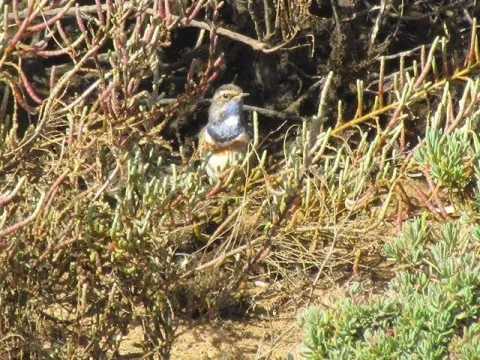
[415,189,444,222]
[95,0,105,26]
[75,3,87,32]
[28,0,74,32]
[12,0,22,26]
[164,0,172,25]
[19,58,43,104]
[8,0,35,51]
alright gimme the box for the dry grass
[1,0,480,358]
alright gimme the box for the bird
[198,84,250,181]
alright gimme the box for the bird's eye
[222,93,229,100]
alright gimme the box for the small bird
[198,84,250,180]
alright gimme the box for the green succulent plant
[300,217,480,359]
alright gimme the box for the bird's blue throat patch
[206,120,246,143]
[224,99,242,118]
[207,99,246,143]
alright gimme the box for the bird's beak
[235,92,249,99]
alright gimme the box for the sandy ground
[115,282,370,359]
[119,315,302,359]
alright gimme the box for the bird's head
[208,84,249,124]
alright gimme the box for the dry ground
[120,316,301,359]
[117,286,365,359]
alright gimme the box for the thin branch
[8,4,295,54]
[0,191,46,238]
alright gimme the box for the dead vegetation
[1,0,480,358]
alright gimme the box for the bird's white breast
[222,115,241,127]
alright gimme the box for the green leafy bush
[414,130,473,192]
[299,216,480,359]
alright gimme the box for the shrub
[299,216,480,359]
[2,1,480,358]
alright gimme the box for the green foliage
[299,218,480,359]
[414,129,473,192]
[450,323,480,359]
